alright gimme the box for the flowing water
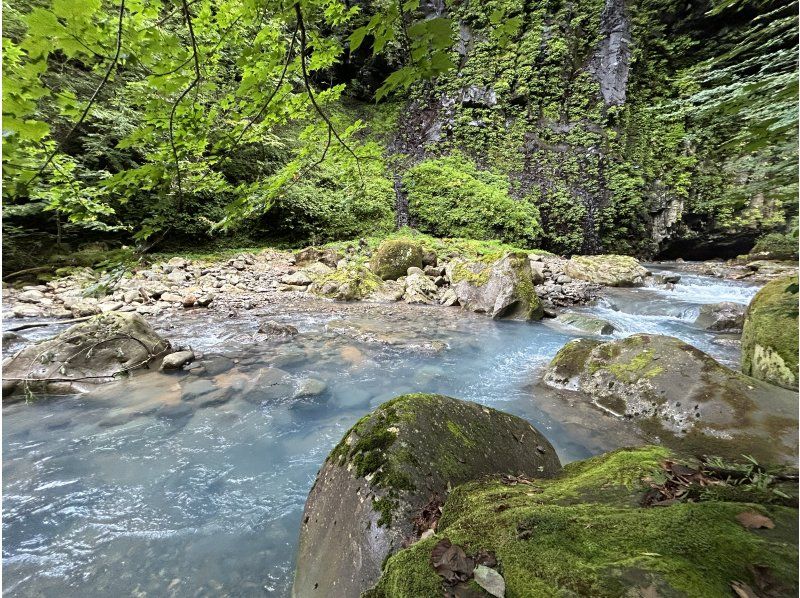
[2,265,761,596]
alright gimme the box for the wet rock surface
[293,394,560,598]
[541,333,798,463]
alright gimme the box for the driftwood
[6,316,93,333]
[2,266,54,281]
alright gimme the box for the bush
[752,229,798,260]
[403,153,542,247]
[262,141,395,244]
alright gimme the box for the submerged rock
[542,334,798,463]
[293,394,560,598]
[370,239,425,280]
[447,252,543,320]
[2,312,171,397]
[555,312,616,335]
[565,254,649,286]
[694,301,746,332]
[366,446,799,597]
[741,275,798,389]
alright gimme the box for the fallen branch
[3,266,56,281]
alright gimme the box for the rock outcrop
[564,254,649,287]
[447,252,543,320]
[366,446,799,597]
[741,275,799,389]
[293,394,561,597]
[542,334,798,462]
[2,312,171,397]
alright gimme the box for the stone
[259,320,299,336]
[180,379,217,401]
[564,255,649,287]
[18,289,45,303]
[309,265,382,301]
[293,378,327,399]
[181,295,197,308]
[654,273,681,284]
[69,301,102,317]
[281,271,312,286]
[99,301,124,313]
[421,250,438,268]
[11,304,44,318]
[555,313,616,335]
[2,312,171,396]
[295,247,344,268]
[529,260,545,284]
[423,265,445,277]
[370,239,425,280]
[161,350,195,370]
[293,394,561,598]
[741,275,798,389]
[406,266,425,276]
[167,257,187,268]
[694,301,746,332]
[160,292,183,303]
[447,252,543,320]
[439,288,459,307]
[167,270,190,284]
[197,294,214,307]
[199,356,234,376]
[403,272,438,304]
[367,280,406,302]
[541,334,798,463]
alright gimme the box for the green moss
[601,349,664,382]
[741,275,799,389]
[373,497,398,528]
[368,447,798,597]
[446,421,476,448]
[370,238,425,280]
[313,265,383,300]
[450,260,491,286]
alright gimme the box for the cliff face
[383,0,797,257]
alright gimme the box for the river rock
[542,333,798,462]
[259,320,299,336]
[555,313,616,335]
[447,252,543,320]
[309,265,382,301]
[694,301,746,332]
[18,289,45,303]
[741,275,799,389]
[280,271,313,286]
[402,272,438,304]
[564,255,649,286]
[293,393,561,598]
[2,312,172,396]
[11,304,44,318]
[161,350,195,370]
[295,246,345,268]
[370,239,424,280]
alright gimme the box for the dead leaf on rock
[473,564,506,598]
[735,511,775,530]
[431,538,475,584]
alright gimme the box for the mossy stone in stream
[366,446,799,598]
[541,334,798,463]
[741,275,799,389]
[564,254,649,287]
[293,393,561,598]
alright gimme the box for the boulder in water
[564,254,649,286]
[370,239,424,280]
[542,333,798,463]
[293,393,561,597]
[447,252,543,320]
[555,312,616,335]
[694,301,746,332]
[2,312,171,397]
[741,275,798,389]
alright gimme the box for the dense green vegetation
[2,0,796,273]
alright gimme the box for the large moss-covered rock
[565,255,649,286]
[308,264,382,301]
[2,312,172,397]
[542,334,798,463]
[370,239,425,280]
[447,252,543,320]
[741,275,799,389]
[293,394,561,598]
[366,447,799,598]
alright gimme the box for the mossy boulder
[366,446,799,598]
[371,239,425,280]
[308,265,383,301]
[542,334,798,463]
[565,255,649,287]
[2,312,172,397]
[293,394,561,598]
[741,275,799,389]
[447,252,544,320]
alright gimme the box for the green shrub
[263,141,395,244]
[403,153,542,247]
[752,230,799,260]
